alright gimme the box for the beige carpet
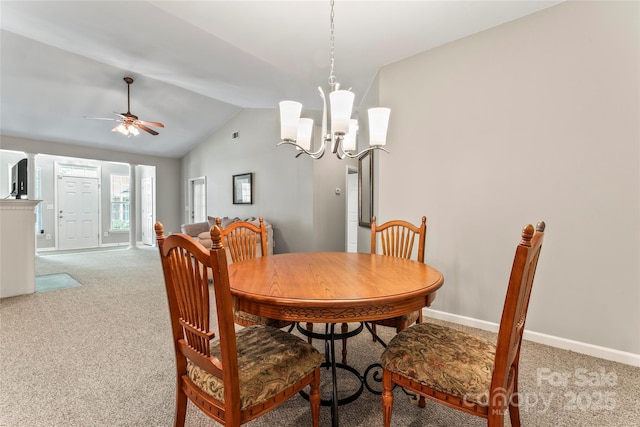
[0,247,638,426]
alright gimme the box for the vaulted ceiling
[0,1,561,158]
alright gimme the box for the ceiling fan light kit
[278,0,390,160]
[89,76,165,137]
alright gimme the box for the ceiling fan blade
[85,116,117,121]
[136,120,164,128]
[136,123,159,135]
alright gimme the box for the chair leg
[306,322,314,344]
[418,395,426,408]
[174,382,187,427]
[509,397,521,427]
[416,308,425,416]
[371,323,377,341]
[341,322,348,365]
[396,319,409,334]
[309,369,321,427]
[382,369,394,427]
[487,385,507,427]
[509,368,522,427]
[395,319,426,409]
[487,411,505,427]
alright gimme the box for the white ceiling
[0,1,561,158]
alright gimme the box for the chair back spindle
[216,217,268,263]
[371,216,426,262]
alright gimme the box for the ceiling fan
[88,77,164,136]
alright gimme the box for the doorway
[57,174,100,250]
[188,177,207,224]
[346,166,358,253]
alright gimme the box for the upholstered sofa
[181,216,274,255]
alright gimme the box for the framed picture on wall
[233,173,253,204]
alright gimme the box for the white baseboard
[424,308,640,367]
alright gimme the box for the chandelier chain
[328,0,336,88]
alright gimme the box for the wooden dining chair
[216,216,292,329]
[380,221,546,427]
[370,216,428,338]
[155,222,322,427]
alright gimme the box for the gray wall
[377,1,639,354]
[0,135,181,241]
[181,108,349,254]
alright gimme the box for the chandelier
[278,0,390,160]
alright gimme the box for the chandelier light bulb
[116,123,128,135]
[296,118,314,151]
[342,119,358,152]
[329,90,355,135]
[368,108,390,146]
[279,101,302,141]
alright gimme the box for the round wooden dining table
[228,251,444,427]
[228,251,444,323]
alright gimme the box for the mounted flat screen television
[10,158,28,199]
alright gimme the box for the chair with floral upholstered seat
[155,222,322,427]
[216,216,292,329]
[380,221,546,427]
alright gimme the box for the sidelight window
[110,175,129,231]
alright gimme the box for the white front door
[141,177,154,246]
[57,176,99,250]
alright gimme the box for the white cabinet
[0,200,40,298]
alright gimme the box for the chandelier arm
[334,142,347,160]
[277,140,327,159]
[331,135,342,154]
[298,150,326,160]
[318,87,329,141]
[341,145,391,159]
[334,137,353,159]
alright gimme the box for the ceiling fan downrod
[124,77,134,115]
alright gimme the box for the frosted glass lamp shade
[129,125,140,136]
[296,118,314,151]
[329,90,355,135]
[115,123,128,135]
[342,119,358,152]
[368,107,390,146]
[279,101,302,140]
